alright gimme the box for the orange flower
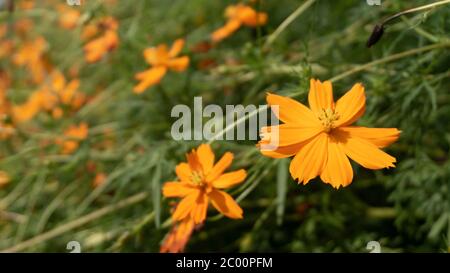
[259,79,400,189]
[83,17,119,63]
[162,144,246,224]
[0,171,10,188]
[133,39,189,94]
[12,92,42,123]
[57,5,81,30]
[211,4,267,43]
[12,70,85,122]
[57,122,89,154]
[12,37,49,84]
[160,217,195,253]
[92,172,107,188]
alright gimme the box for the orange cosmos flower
[259,79,400,189]
[12,37,49,84]
[162,144,246,224]
[211,4,267,43]
[83,17,119,63]
[133,39,189,94]
[57,4,81,30]
[11,91,42,123]
[160,217,195,253]
[57,122,89,154]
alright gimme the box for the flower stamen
[318,108,339,133]
[190,171,205,186]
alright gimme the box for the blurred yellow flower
[211,3,267,43]
[12,36,50,84]
[57,122,89,154]
[57,4,81,30]
[134,39,189,94]
[163,144,246,224]
[259,79,400,189]
[12,70,85,123]
[83,17,119,63]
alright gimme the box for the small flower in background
[14,19,34,36]
[11,91,42,123]
[56,122,89,154]
[133,39,189,94]
[11,70,86,122]
[57,4,81,30]
[12,36,50,84]
[160,217,196,253]
[259,79,400,189]
[0,171,10,188]
[92,172,107,188]
[163,144,246,224]
[83,17,119,63]
[211,3,267,43]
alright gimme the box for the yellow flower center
[190,171,206,186]
[318,108,339,133]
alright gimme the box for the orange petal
[133,67,167,94]
[162,182,196,197]
[289,133,328,184]
[172,192,199,221]
[190,192,208,224]
[212,169,247,189]
[167,56,189,72]
[196,144,215,175]
[241,12,268,27]
[308,79,334,113]
[211,19,242,42]
[175,163,192,182]
[205,152,233,182]
[319,135,353,188]
[334,129,396,170]
[334,83,366,127]
[143,47,159,65]
[208,189,243,219]
[186,150,203,173]
[339,126,400,148]
[169,39,185,58]
[266,93,321,127]
[258,141,304,158]
[260,124,323,147]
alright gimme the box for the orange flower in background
[160,217,195,253]
[83,17,119,63]
[133,39,189,94]
[163,144,246,224]
[57,122,89,154]
[92,172,107,188]
[57,4,81,30]
[12,36,50,84]
[12,70,86,122]
[211,3,267,43]
[14,19,34,35]
[259,79,400,189]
